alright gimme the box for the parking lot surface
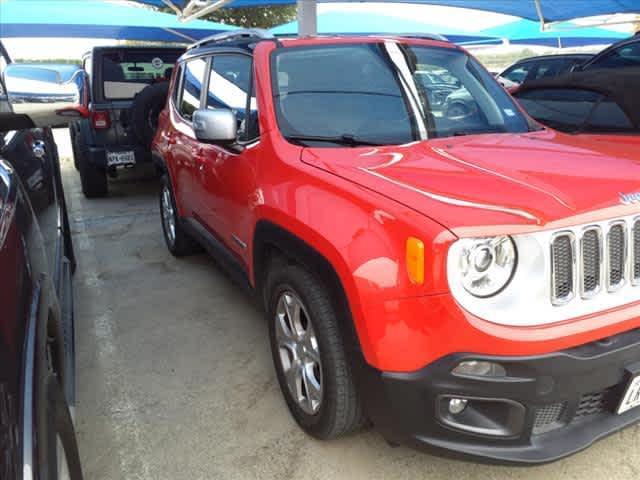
[54,130,640,480]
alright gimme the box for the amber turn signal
[406,237,425,285]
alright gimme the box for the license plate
[107,151,135,167]
[617,375,640,414]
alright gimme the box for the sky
[1,1,635,60]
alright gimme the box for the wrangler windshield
[272,43,530,146]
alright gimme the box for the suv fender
[253,220,364,361]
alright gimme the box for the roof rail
[272,32,449,42]
[188,29,275,50]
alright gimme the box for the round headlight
[457,236,517,297]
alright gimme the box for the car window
[206,54,258,141]
[589,42,640,69]
[533,59,568,80]
[179,58,207,122]
[273,43,529,146]
[502,62,533,84]
[515,88,625,133]
[101,50,181,100]
[585,98,634,132]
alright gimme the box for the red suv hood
[301,130,640,236]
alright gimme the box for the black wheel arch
[253,220,364,359]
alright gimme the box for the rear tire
[77,134,107,198]
[265,262,366,439]
[36,318,83,479]
[40,375,84,480]
[160,175,201,257]
[69,125,79,171]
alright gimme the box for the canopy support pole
[180,0,234,22]
[297,0,318,36]
[161,0,182,16]
[534,0,548,31]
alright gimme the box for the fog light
[448,398,468,415]
[452,360,506,378]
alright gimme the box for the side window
[206,54,258,141]
[591,42,640,69]
[179,58,207,121]
[532,59,565,80]
[172,64,183,105]
[502,62,533,84]
[515,88,603,132]
[586,98,634,132]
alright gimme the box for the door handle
[168,135,176,145]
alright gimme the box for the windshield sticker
[151,57,164,69]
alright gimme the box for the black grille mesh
[608,224,625,287]
[552,235,574,301]
[533,402,566,434]
[582,229,600,294]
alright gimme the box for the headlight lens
[457,236,517,297]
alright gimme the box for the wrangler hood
[301,130,640,235]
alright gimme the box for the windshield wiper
[285,134,386,147]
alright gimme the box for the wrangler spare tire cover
[131,81,169,148]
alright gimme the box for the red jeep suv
[152,30,640,464]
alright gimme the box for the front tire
[159,175,201,257]
[266,263,365,439]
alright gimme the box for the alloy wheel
[161,186,176,245]
[274,291,323,415]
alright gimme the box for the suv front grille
[551,219,640,304]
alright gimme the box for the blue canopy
[0,0,237,42]
[481,19,629,47]
[133,0,640,23]
[271,10,492,43]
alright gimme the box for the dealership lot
[51,128,640,479]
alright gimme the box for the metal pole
[297,0,318,37]
[534,0,547,31]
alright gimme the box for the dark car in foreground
[512,67,640,137]
[1,49,87,479]
[70,46,183,198]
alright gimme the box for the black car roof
[511,53,593,65]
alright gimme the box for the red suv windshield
[272,42,530,146]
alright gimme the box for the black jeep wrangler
[70,46,184,197]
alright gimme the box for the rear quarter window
[178,58,207,121]
[516,88,635,133]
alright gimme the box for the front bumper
[360,327,640,464]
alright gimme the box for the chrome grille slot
[581,228,601,297]
[633,220,640,284]
[551,232,575,305]
[607,222,626,291]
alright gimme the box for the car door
[196,52,258,260]
[168,57,208,217]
